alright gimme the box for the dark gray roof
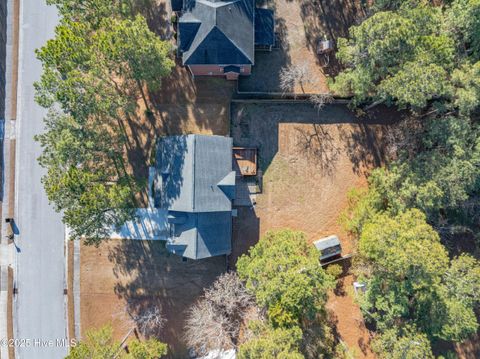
[224,65,241,73]
[166,211,232,259]
[254,8,275,46]
[156,134,235,259]
[178,0,255,65]
[157,134,235,212]
[171,0,183,11]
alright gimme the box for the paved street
[14,1,67,358]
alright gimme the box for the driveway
[14,1,68,358]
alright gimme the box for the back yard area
[230,102,395,259]
[230,102,399,358]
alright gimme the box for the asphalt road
[14,1,67,358]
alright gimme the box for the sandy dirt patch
[80,240,225,358]
[327,275,375,359]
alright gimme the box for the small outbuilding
[313,235,342,261]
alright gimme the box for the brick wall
[188,64,252,77]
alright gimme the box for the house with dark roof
[173,0,275,79]
[155,134,236,259]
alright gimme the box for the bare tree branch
[184,272,258,356]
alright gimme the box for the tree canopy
[35,6,173,243]
[331,1,480,113]
[355,209,480,344]
[342,115,480,236]
[66,325,167,359]
[371,326,434,359]
[237,323,304,359]
[236,230,333,328]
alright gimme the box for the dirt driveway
[80,240,225,358]
[239,0,366,93]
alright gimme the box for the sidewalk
[0,0,21,357]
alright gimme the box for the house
[174,0,275,79]
[155,134,236,259]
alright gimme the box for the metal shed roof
[313,235,341,251]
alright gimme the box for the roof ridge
[191,135,197,211]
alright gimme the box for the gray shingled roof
[157,134,235,212]
[166,211,232,259]
[156,134,235,259]
[178,0,255,65]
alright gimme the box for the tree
[357,209,479,341]
[66,325,167,359]
[127,339,168,359]
[94,16,174,92]
[451,61,480,115]
[358,209,449,332]
[279,63,313,94]
[372,326,434,359]
[377,62,451,109]
[342,116,480,229]
[330,4,480,111]
[237,230,333,328]
[443,254,480,307]
[67,325,119,359]
[310,93,333,112]
[238,322,304,359]
[46,0,138,27]
[184,272,256,356]
[445,0,480,61]
[125,302,166,338]
[35,11,173,243]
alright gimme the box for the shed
[313,235,342,261]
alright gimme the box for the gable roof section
[179,0,254,65]
[166,211,232,259]
[157,134,234,213]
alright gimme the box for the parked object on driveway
[313,235,342,261]
[316,38,334,66]
[316,39,333,55]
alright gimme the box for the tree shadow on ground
[294,124,341,176]
[108,240,225,357]
[300,0,367,77]
[231,102,400,175]
[230,207,260,268]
